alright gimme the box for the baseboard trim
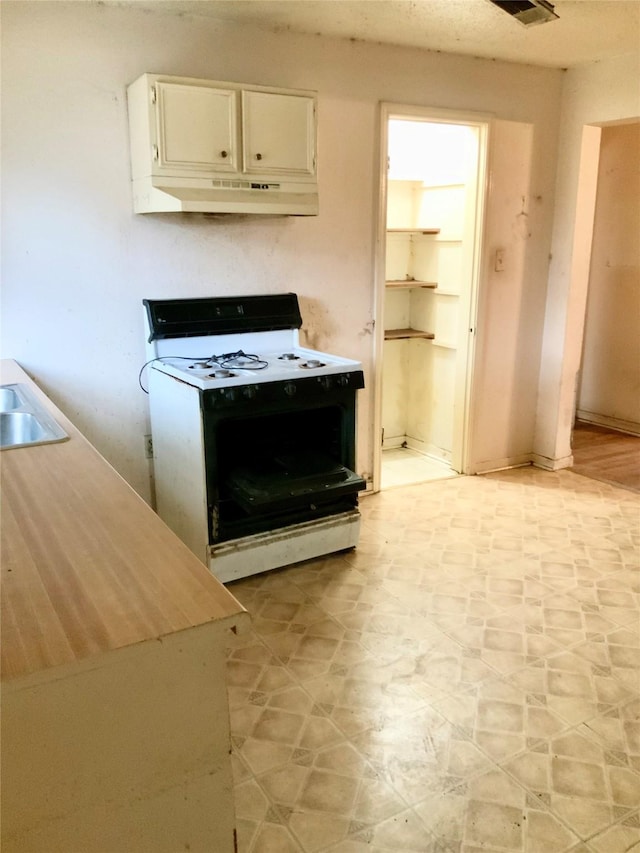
[405,437,452,464]
[531,452,573,471]
[381,437,453,464]
[575,411,640,437]
[468,455,532,475]
[381,436,405,450]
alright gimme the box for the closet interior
[381,119,476,489]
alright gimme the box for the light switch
[495,249,505,272]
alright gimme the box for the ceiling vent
[487,0,559,27]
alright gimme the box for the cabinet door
[155,82,238,174]
[242,91,316,176]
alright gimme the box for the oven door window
[227,450,364,515]
[206,402,364,542]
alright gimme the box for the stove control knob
[337,374,350,387]
[284,381,297,397]
[243,385,257,399]
[318,376,332,390]
[223,388,236,402]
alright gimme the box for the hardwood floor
[571,420,640,492]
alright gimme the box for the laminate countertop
[0,359,249,683]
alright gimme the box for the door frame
[371,103,491,492]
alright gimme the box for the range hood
[131,175,319,216]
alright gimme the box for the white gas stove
[147,337,362,392]
[142,294,365,583]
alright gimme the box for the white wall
[577,122,640,433]
[534,52,640,467]
[469,120,542,472]
[1,1,562,502]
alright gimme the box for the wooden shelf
[385,328,435,341]
[385,280,437,289]
[386,228,440,235]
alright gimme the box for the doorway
[373,106,488,491]
[570,120,640,492]
[574,122,640,434]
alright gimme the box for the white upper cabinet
[154,82,238,175]
[242,91,316,176]
[128,74,316,183]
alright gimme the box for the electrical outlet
[144,434,153,459]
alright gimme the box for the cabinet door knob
[220,150,228,158]
[255,152,263,161]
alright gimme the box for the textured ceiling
[126,0,640,69]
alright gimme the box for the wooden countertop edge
[1,360,249,682]
[2,612,251,693]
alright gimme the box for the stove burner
[188,361,213,370]
[210,369,237,379]
[216,350,269,371]
[299,359,325,369]
[278,352,300,361]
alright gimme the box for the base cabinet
[0,359,247,853]
[2,627,237,853]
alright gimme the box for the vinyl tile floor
[226,467,640,853]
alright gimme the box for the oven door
[202,372,365,543]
